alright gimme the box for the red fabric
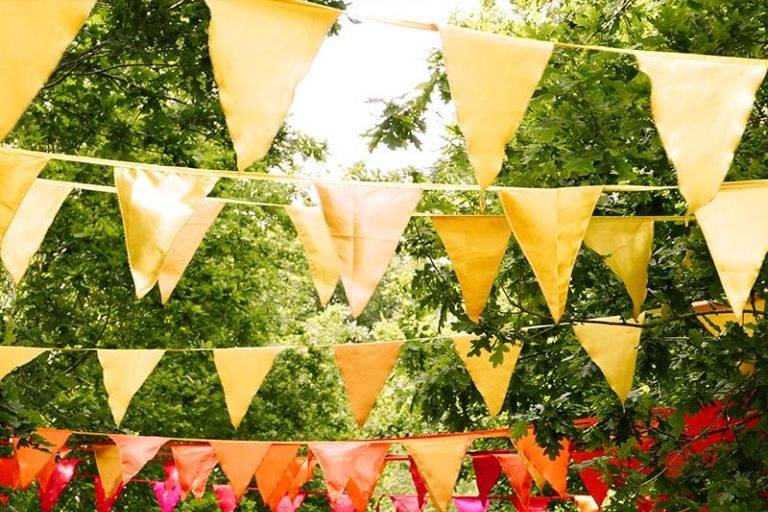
[94,477,124,512]
[0,457,20,489]
[526,496,553,511]
[214,484,238,512]
[495,453,532,506]
[408,457,428,510]
[471,454,501,503]
[571,450,609,506]
[38,459,79,512]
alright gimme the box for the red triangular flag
[214,484,238,512]
[572,450,609,507]
[527,496,554,511]
[38,459,79,512]
[0,457,20,489]
[408,457,428,510]
[472,454,501,503]
[309,442,369,504]
[391,495,422,512]
[109,435,168,485]
[347,442,390,512]
[172,444,218,500]
[495,453,532,506]
[95,477,124,512]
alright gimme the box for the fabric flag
[286,205,340,306]
[431,216,511,322]
[332,493,356,512]
[1,180,73,284]
[391,495,422,512]
[452,497,488,512]
[495,453,532,506]
[93,445,124,500]
[403,435,475,512]
[276,493,306,512]
[472,454,502,503]
[114,167,218,298]
[213,346,284,428]
[583,217,654,318]
[0,346,48,381]
[571,450,609,508]
[38,458,79,512]
[635,51,767,212]
[288,457,315,500]
[214,484,238,512]
[152,461,181,512]
[499,186,603,323]
[110,435,169,488]
[572,315,644,404]
[172,444,219,500]
[347,442,391,512]
[695,185,768,318]
[439,25,553,190]
[97,349,165,426]
[210,440,270,499]
[692,298,764,335]
[0,0,95,138]
[0,152,50,241]
[265,457,306,511]
[0,457,19,489]
[453,335,522,416]
[333,341,403,426]
[526,496,554,511]
[409,457,429,510]
[316,183,422,317]
[255,444,301,504]
[309,442,370,504]
[206,0,340,170]
[15,429,71,489]
[513,429,570,497]
[574,495,600,512]
[94,477,124,512]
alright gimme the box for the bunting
[172,445,218,500]
[94,476,124,512]
[452,497,488,512]
[276,493,306,512]
[471,454,502,504]
[38,459,79,512]
[391,495,422,512]
[93,445,123,500]
[286,206,340,306]
[255,444,301,504]
[309,442,370,504]
[571,450,610,508]
[210,440,270,499]
[0,457,19,490]
[692,299,764,335]
[214,484,237,512]
[495,453,532,506]
[97,349,165,426]
[346,443,391,512]
[514,429,570,497]
[110,435,169,488]
[0,152,50,241]
[15,429,71,489]
[409,458,429,510]
[152,461,181,512]
[0,346,47,381]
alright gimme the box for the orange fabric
[347,443,391,512]
[109,435,168,485]
[93,444,123,499]
[210,440,270,499]
[288,456,316,499]
[255,444,301,503]
[513,429,570,497]
[495,453,532,506]
[309,442,370,504]
[172,444,219,500]
[266,457,302,510]
[15,429,71,489]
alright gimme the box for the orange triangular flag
[347,442,390,512]
[0,151,49,242]
[316,183,421,317]
[172,445,219,500]
[97,349,165,426]
[210,440,270,499]
[265,456,305,510]
[255,444,301,504]
[495,453,532,506]
[513,429,570,497]
[288,456,316,500]
[286,206,340,306]
[309,442,370,504]
[431,216,511,322]
[692,298,764,335]
[15,429,71,489]
[333,341,403,427]
[109,435,169,486]
[403,435,475,512]
[93,444,123,499]
[0,346,48,381]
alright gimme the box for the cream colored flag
[635,51,767,212]
[97,349,166,426]
[0,151,50,241]
[213,347,284,428]
[431,216,511,322]
[0,347,47,381]
[452,335,521,416]
[583,217,654,318]
[316,184,422,317]
[695,185,768,318]
[114,167,218,298]
[94,444,123,499]
[440,25,553,190]
[206,0,340,170]
[499,186,603,323]
[572,315,644,404]
[286,206,340,306]
[0,0,95,138]
[1,180,73,284]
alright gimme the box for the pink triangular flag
[452,497,488,512]
[152,461,181,512]
[391,495,423,512]
[276,492,306,512]
[308,442,369,504]
[331,493,356,512]
[215,484,238,512]
[109,435,169,485]
[38,459,79,512]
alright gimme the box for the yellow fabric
[94,444,123,499]
[97,349,165,426]
[286,206,340,306]
[431,216,511,322]
[114,167,218,298]
[333,341,403,427]
[206,0,339,170]
[1,181,72,284]
[439,26,553,190]
[157,199,224,304]
[572,315,644,404]
[0,347,47,381]
[695,185,768,318]
[316,184,421,317]
[213,347,284,428]
[0,151,49,241]
[0,0,95,139]
[452,335,522,417]
[692,298,764,334]
[583,217,654,318]
[499,186,603,323]
[635,51,767,212]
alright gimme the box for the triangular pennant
[695,185,768,318]
[0,152,50,241]
[346,442,390,512]
[472,454,502,503]
[571,450,609,508]
[572,315,644,404]
[513,429,570,497]
[583,217,654,318]
[158,199,224,304]
[408,458,428,510]
[452,497,488,512]
[1,180,72,284]
[152,461,181,512]
[97,349,165,426]
[692,298,764,335]
[635,51,767,212]
[0,346,47,381]
[0,457,19,489]
[205,0,340,170]
[288,456,315,500]
[402,435,475,512]
[574,495,600,512]
[265,457,305,511]
[114,167,218,298]
[439,26,553,190]
[93,445,123,500]
[431,216,511,322]
[255,444,301,504]
[331,493,356,512]
[333,341,403,427]
[109,435,169,487]
[94,476,124,512]
[495,453,532,506]
[213,347,284,428]
[276,492,306,512]
[172,445,218,500]
[391,495,422,512]
[214,484,238,512]
[286,206,340,306]
[15,429,71,489]
[452,335,521,416]
[210,440,270,499]
[527,496,554,511]
[499,186,603,323]
[309,442,370,504]
[38,459,79,512]
[0,1,95,138]
[316,184,422,317]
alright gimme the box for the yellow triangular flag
[157,199,224,304]
[0,0,95,138]
[333,341,403,427]
[439,25,553,190]
[206,0,340,170]
[499,186,603,323]
[114,167,218,299]
[285,206,340,306]
[431,216,511,322]
[0,347,47,381]
[94,444,123,499]
[97,349,166,426]
[695,185,768,318]
[572,315,644,404]
[692,298,765,334]
[1,180,73,284]
[635,51,767,212]
[213,347,284,428]
[316,184,422,317]
[403,435,475,512]
[452,335,522,416]
[0,151,50,241]
[583,217,654,318]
